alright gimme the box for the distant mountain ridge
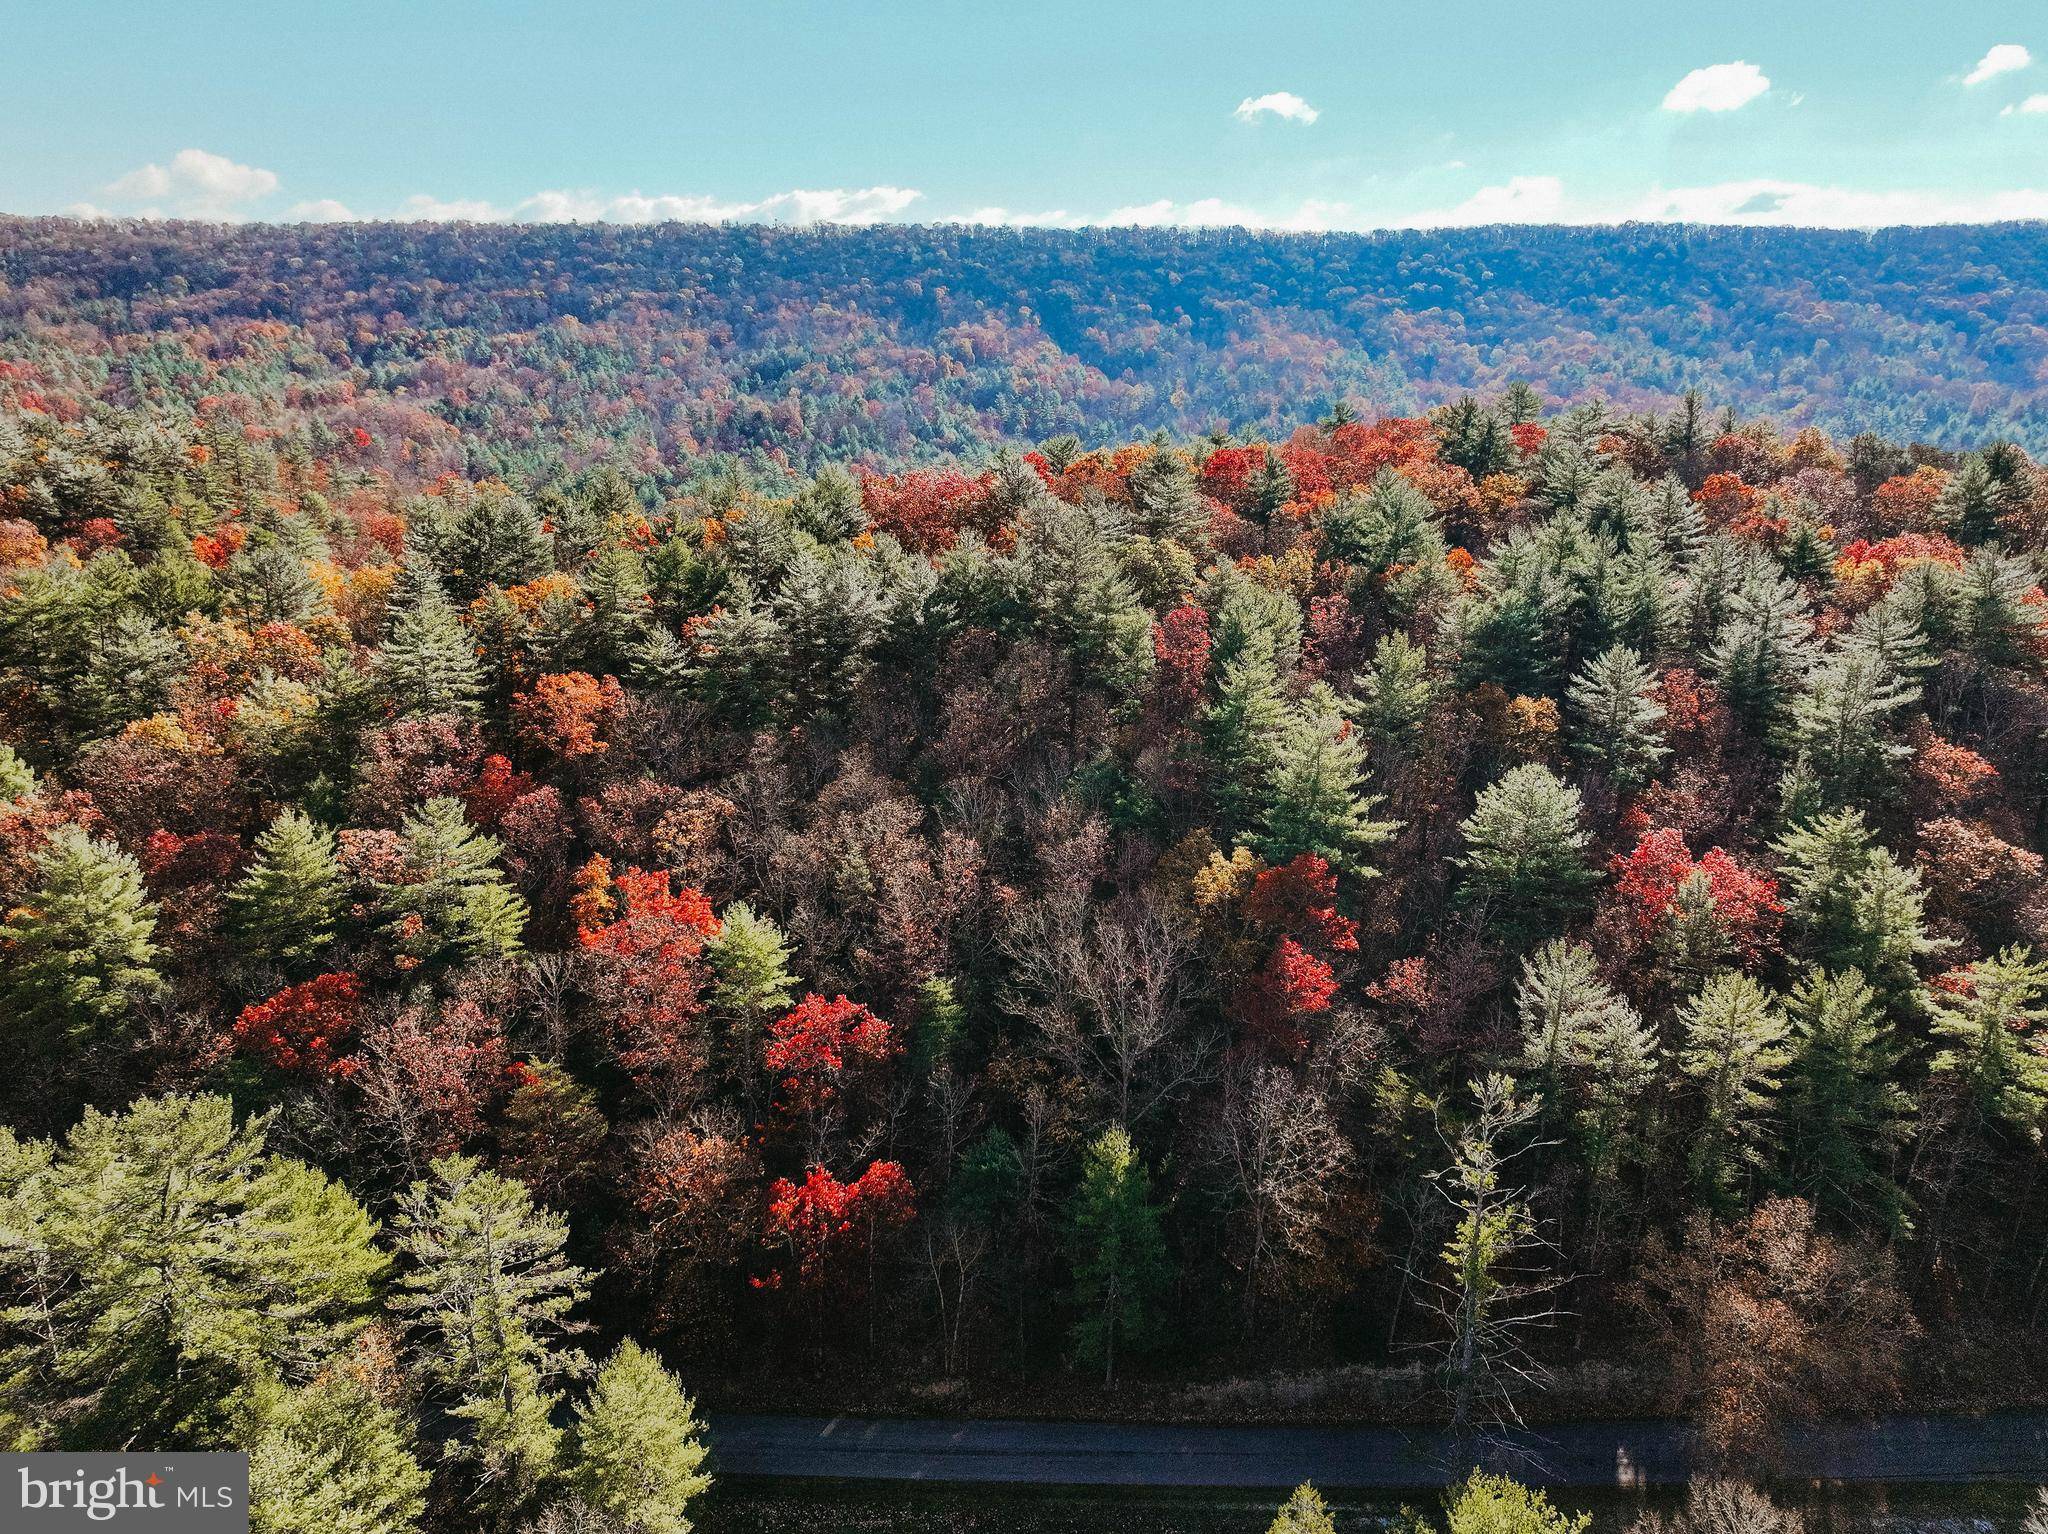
[2,217,2045,480]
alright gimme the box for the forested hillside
[3,361,2047,1520]
[5,219,2048,483]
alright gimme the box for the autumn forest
[2,219,2048,1531]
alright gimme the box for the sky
[4,1,2048,229]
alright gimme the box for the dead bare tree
[1414,1072,1566,1470]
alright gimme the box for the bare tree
[1001,890,1212,1127]
[1416,1072,1565,1464]
[1210,1056,1352,1330]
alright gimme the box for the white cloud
[2001,94,2048,116]
[390,186,924,226]
[1405,175,1566,226]
[105,148,279,219]
[948,207,1082,228]
[287,198,355,222]
[1233,91,1320,125]
[1661,61,1771,113]
[396,193,507,221]
[1631,177,2048,225]
[1101,196,1347,231]
[1965,44,2031,86]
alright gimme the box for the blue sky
[4,0,2047,227]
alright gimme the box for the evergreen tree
[1352,630,1435,762]
[1441,1473,1592,1534]
[1779,649,1919,818]
[1245,448,1297,522]
[1203,631,1289,834]
[380,574,484,717]
[772,549,884,720]
[1928,946,2048,1142]
[1456,765,1596,947]
[567,1341,712,1534]
[448,486,554,601]
[1064,1127,1170,1386]
[1773,810,1941,1006]
[243,1369,431,1534]
[0,827,161,1054]
[229,808,346,974]
[577,543,652,671]
[378,797,528,968]
[1935,455,2002,545]
[1126,448,1208,543]
[687,586,786,727]
[1676,972,1790,1205]
[1565,644,1668,789]
[1781,967,1912,1228]
[1708,571,1815,729]
[0,743,35,800]
[704,902,796,1038]
[77,611,183,734]
[394,1156,590,1524]
[790,465,868,544]
[1268,1484,1338,1534]
[0,1095,386,1446]
[1258,682,1397,877]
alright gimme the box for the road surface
[708,1410,2048,1489]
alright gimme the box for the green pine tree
[1456,765,1596,947]
[378,797,528,968]
[1257,682,1397,877]
[380,574,484,717]
[1203,630,1290,834]
[1782,967,1913,1228]
[1929,945,2048,1142]
[704,902,797,1038]
[243,1369,431,1534]
[0,826,161,1053]
[1564,644,1668,789]
[1773,810,1942,1006]
[567,1341,713,1534]
[1065,1127,1171,1386]
[1676,972,1790,1206]
[0,1095,386,1447]
[229,808,346,974]
[1268,1483,1337,1534]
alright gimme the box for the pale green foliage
[1353,631,1435,759]
[1929,946,2048,1141]
[568,1341,713,1534]
[0,1095,386,1447]
[1565,643,1667,788]
[379,570,483,716]
[1708,571,1815,728]
[0,743,35,800]
[1782,968,1912,1228]
[230,808,346,973]
[1065,1127,1170,1386]
[392,1154,591,1404]
[0,826,161,1049]
[1773,810,1941,1004]
[1203,629,1289,831]
[1440,1473,1592,1534]
[378,796,529,967]
[1269,1483,1338,1534]
[1457,765,1596,945]
[1677,973,1790,1203]
[704,902,796,1030]
[1258,682,1397,877]
[244,1370,431,1534]
[1779,649,1920,817]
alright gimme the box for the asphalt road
[707,1411,2048,1489]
